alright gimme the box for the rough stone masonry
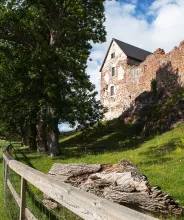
[100,39,184,120]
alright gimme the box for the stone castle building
[100,38,184,120]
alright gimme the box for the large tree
[0,0,106,156]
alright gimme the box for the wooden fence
[3,150,158,220]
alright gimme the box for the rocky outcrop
[47,159,182,216]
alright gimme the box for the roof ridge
[99,38,152,72]
[113,38,152,54]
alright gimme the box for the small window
[111,52,115,59]
[112,67,115,76]
[110,86,115,96]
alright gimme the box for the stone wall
[101,41,184,120]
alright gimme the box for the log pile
[47,159,182,216]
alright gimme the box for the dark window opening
[112,67,115,76]
[110,86,115,96]
[111,52,115,59]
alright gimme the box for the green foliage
[133,88,184,136]
[181,138,184,146]
[151,78,157,94]
[0,0,107,147]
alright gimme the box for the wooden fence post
[20,177,26,220]
[4,159,8,203]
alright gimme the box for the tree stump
[47,159,182,216]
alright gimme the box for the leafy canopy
[0,0,106,137]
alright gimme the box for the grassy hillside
[1,119,184,219]
[15,120,184,206]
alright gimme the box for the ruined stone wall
[101,41,184,120]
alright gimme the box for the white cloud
[149,0,176,12]
[87,0,184,98]
[122,4,136,14]
[149,1,184,50]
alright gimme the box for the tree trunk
[44,24,60,157]
[28,123,37,150]
[46,104,60,157]
[36,123,48,153]
[47,121,60,157]
[36,109,48,153]
[21,134,27,146]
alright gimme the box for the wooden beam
[3,151,157,220]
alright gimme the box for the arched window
[112,67,115,76]
[110,86,115,96]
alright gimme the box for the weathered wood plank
[7,179,37,220]
[3,152,157,220]
[3,151,14,162]
[20,177,26,220]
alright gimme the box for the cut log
[47,159,182,216]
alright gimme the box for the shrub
[151,78,157,94]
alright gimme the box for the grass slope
[16,120,184,206]
[1,119,184,219]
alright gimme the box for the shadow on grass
[139,138,183,159]
[13,148,41,169]
[0,157,4,164]
[138,157,172,166]
[55,119,156,160]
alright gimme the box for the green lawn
[1,119,184,219]
[0,140,13,220]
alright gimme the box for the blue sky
[59,0,184,131]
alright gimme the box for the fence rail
[3,149,157,220]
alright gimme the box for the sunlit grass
[1,119,184,219]
[15,121,184,210]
